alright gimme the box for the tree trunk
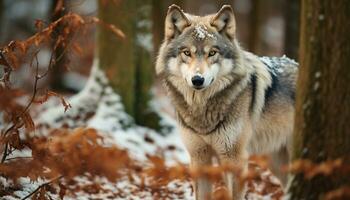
[284,0,300,60]
[134,1,159,128]
[98,0,159,128]
[288,1,350,199]
[50,0,66,92]
[98,1,137,117]
[248,0,263,54]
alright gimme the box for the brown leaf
[22,111,35,132]
[71,42,83,55]
[107,24,125,39]
[34,91,71,112]
[325,186,350,200]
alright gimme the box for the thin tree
[288,1,350,199]
[284,0,300,60]
[248,0,263,54]
[50,0,66,91]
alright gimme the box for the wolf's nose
[191,75,205,87]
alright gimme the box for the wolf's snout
[191,75,205,88]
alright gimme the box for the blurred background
[0,0,300,129]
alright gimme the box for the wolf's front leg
[190,148,213,200]
[180,128,213,200]
[219,149,249,200]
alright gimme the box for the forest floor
[1,64,284,200]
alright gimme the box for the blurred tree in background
[152,0,183,52]
[289,0,350,199]
[248,0,262,54]
[284,0,300,60]
[97,0,160,129]
[50,0,67,92]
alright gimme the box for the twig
[21,175,64,200]
[0,52,42,163]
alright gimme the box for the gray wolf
[156,4,298,200]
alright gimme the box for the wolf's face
[157,5,241,91]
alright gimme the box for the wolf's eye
[183,50,191,57]
[208,50,217,57]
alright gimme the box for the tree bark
[288,1,350,199]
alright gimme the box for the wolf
[156,4,298,200]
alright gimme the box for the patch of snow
[315,71,321,78]
[302,147,308,155]
[192,25,214,41]
[11,177,45,199]
[313,81,320,91]
[0,177,12,188]
[36,59,131,131]
[318,14,325,21]
[246,193,273,200]
[259,55,298,76]
[136,33,153,52]
[1,196,19,200]
[137,19,152,29]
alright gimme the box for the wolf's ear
[210,5,236,40]
[165,4,190,40]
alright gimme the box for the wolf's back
[259,55,299,106]
[259,55,298,76]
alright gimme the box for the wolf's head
[156,5,247,94]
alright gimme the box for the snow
[318,14,325,21]
[136,33,153,52]
[259,55,298,76]
[0,177,12,188]
[313,81,320,91]
[315,71,321,78]
[7,177,46,199]
[192,25,214,41]
[302,148,308,155]
[136,19,153,52]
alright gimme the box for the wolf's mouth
[193,86,204,90]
